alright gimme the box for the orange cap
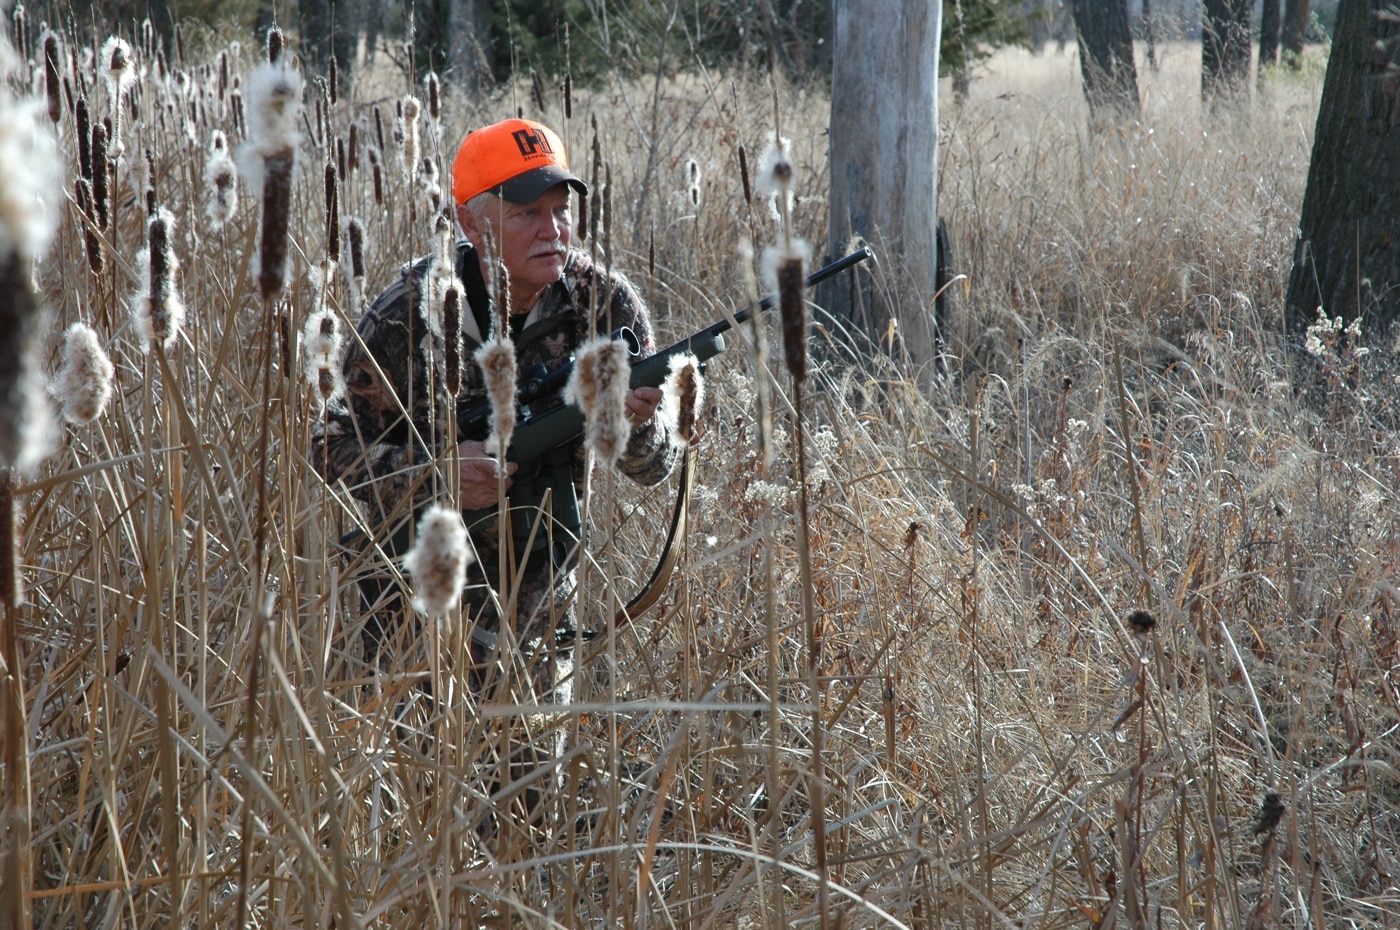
[451,118,587,206]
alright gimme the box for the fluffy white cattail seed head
[55,323,115,424]
[663,352,704,445]
[565,335,632,466]
[131,208,185,352]
[404,505,472,616]
[474,339,517,458]
[301,309,344,407]
[204,130,238,228]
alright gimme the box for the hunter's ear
[455,202,477,240]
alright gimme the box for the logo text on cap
[512,128,554,158]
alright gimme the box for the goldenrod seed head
[55,322,114,424]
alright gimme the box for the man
[312,117,682,698]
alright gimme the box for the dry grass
[5,22,1399,930]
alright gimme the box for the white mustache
[531,241,566,258]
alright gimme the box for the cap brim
[497,165,589,204]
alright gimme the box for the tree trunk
[1282,0,1309,66]
[1202,0,1252,102]
[1260,0,1281,69]
[1285,0,1400,337]
[1142,0,1158,71]
[447,0,492,92]
[825,0,942,377]
[1069,0,1140,124]
[299,0,333,76]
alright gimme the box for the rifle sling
[614,440,696,628]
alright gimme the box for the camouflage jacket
[312,241,681,631]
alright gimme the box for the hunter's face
[463,184,573,313]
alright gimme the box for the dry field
[3,19,1398,929]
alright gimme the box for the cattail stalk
[55,323,115,424]
[565,336,631,466]
[404,505,472,616]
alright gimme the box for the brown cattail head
[404,505,472,616]
[1126,609,1157,636]
[327,54,338,105]
[132,207,185,352]
[563,71,572,119]
[423,71,440,125]
[76,96,92,180]
[738,144,752,206]
[664,352,704,445]
[687,158,701,207]
[369,145,384,205]
[443,284,462,397]
[266,27,283,65]
[239,57,303,304]
[90,120,109,230]
[43,31,62,124]
[347,120,358,173]
[345,214,366,279]
[74,178,103,272]
[474,338,517,457]
[301,309,344,407]
[1252,792,1285,836]
[324,160,340,262]
[762,239,811,382]
[565,335,631,466]
[55,322,115,424]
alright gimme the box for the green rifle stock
[464,245,874,465]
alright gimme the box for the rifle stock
[467,246,873,465]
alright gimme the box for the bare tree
[1282,0,1310,66]
[825,0,942,378]
[1285,0,1400,338]
[448,0,493,92]
[1260,0,1281,69]
[1202,0,1252,102]
[1070,0,1139,124]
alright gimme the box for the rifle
[460,245,874,464]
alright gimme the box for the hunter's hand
[457,439,516,510]
[626,387,663,428]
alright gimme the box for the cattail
[1126,609,1157,636]
[565,336,631,466]
[475,337,516,457]
[404,505,472,616]
[327,54,338,106]
[0,79,62,473]
[686,158,701,207]
[217,49,228,102]
[42,31,61,124]
[398,94,420,185]
[74,178,102,272]
[443,284,463,397]
[664,352,704,445]
[12,3,26,62]
[738,144,752,205]
[368,144,384,205]
[301,309,344,407]
[230,83,243,138]
[98,36,136,158]
[373,103,384,152]
[131,208,185,352]
[420,155,441,214]
[344,215,366,314]
[90,120,109,230]
[324,160,340,262]
[755,135,794,234]
[335,134,345,181]
[530,69,546,112]
[204,130,238,228]
[266,26,283,65]
[762,238,812,382]
[347,120,358,174]
[1252,792,1285,836]
[423,213,461,342]
[423,71,440,127]
[239,53,303,304]
[563,71,572,119]
[54,322,114,424]
[76,96,92,180]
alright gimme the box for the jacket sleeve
[309,271,442,523]
[602,271,683,487]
